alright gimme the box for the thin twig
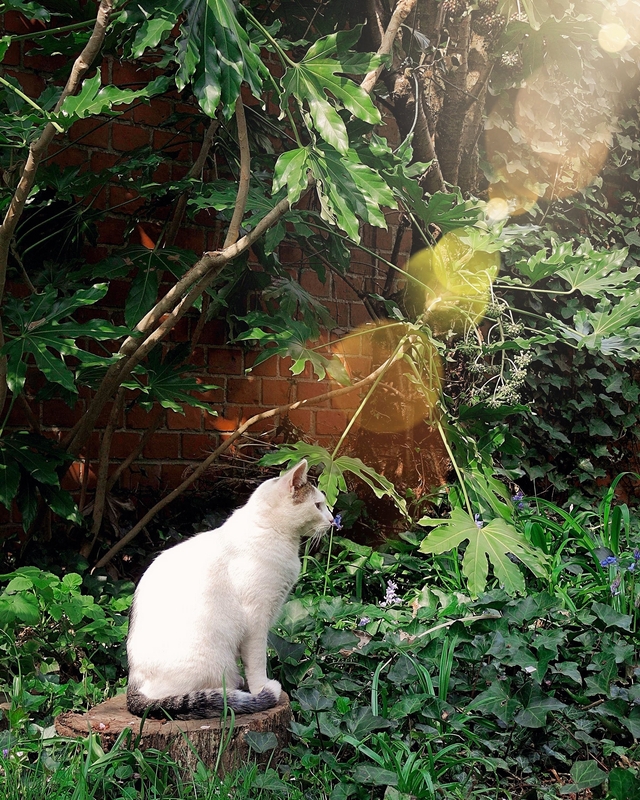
[82,389,124,558]
[92,344,409,570]
[105,407,166,493]
[164,118,219,247]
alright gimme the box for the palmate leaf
[258,442,408,517]
[280,26,382,154]
[52,73,170,129]
[175,0,264,118]
[559,291,640,357]
[237,312,349,383]
[123,346,218,414]
[554,242,636,297]
[2,285,129,394]
[419,508,548,598]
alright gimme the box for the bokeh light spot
[599,23,630,52]
[333,322,442,434]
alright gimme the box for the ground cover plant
[0,483,639,798]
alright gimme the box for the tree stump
[55,692,292,774]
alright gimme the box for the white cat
[126,459,333,718]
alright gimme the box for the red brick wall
[1,13,413,531]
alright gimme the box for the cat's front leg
[240,629,281,701]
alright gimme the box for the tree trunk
[55,692,292,774]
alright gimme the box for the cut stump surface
[55,692,292,773]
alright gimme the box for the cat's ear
[284,459,308,492]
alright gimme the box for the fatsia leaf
[258,443,407,516]
[280,27,382,154]
[554,243,636,298]
[53,73,170,128]
[175,0,264,118]
[419,508,548,598]
[125,263,160,328]
[559,291,640,357]
[307,145,396,243]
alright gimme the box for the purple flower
[332,514,343,531]
[600,556,618,567]
[611,575,622,596]
[358,617,371,627]
[474,514,483,529]
[380,580,402,607]
[634,549,640,561]
[628,562,636,573]
[2,749,8,757]
[512,491,525,510]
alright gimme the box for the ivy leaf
[560,760,607,793]
[419,508,548,598]
[514,685,566,729]
[466,679,521,723]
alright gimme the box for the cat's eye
[315,502,323,510]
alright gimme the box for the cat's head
[255,460,334,539]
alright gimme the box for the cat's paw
[262,679,281,703]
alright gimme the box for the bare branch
[361,0,418,95]
[65,195,293,456]
[106,407,165,494]
[92,345,407,571]
[223,97,251,249]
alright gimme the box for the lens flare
[332,322,442,434]
[599,23,630,52]
[407,231,500,331]
[484,68,612,209]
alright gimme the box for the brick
[142,432,181,459]
[4,11,42,33]
[278,356,312,379]
[300,269,331,297]
[22,49,66,71]
[128,464,162,489]
[42,399,84,428]
[95,400,124,429]
[262,379,293,407]
[48,145,88,170]
[195,384,224,403]
[91,151,120,173]
[96,218,128,246]
[227,376,261,405]
[316,409,349,435]
[152,162,171,184]
[110,432,142,459]
[297,381,331,403]
[279,244,304,265]
[112,60,151,88]
[5,69,45,97]
[132,98,173,127]
[109,186,145,213]
[333,279,361,302]
[3,41,20,66]
[193,208,216,226]
[161,464,190,487]
[112,123,151,151]
[208,347,243,375]
[166,316,190,342]
[181,433,215,459]
[127,405,161,429]
[350,301,375,328]
[70,117,110,148]
[245,353,278,377]
[166,406,203,430]
[287,408,312,431]
[200,320,227,346]
[174,227,205,252]
[153,130,191,161]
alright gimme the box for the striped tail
[126,681,280,719]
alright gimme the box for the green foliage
[419,508,549,598]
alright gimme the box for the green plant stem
[0,75,55,120]
[331,334,410,458]
[8,18,106,41]
[244,8,296,69]
[322,525,334,597]
[435,419,473,518]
